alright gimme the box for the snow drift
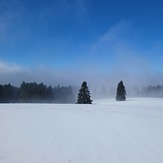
[0,98,163,163]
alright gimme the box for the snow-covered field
[0,98,163,163]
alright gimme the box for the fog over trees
[0,80,163,103]
[91,85,163,99]
[0,81,75,103]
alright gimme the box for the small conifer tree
[77,81,93,104]
[116,81,126,101]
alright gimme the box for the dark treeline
[0,81,75,103]
[141,85,163,98]
[0,81,163,103]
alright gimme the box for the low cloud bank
[0,60,163,99]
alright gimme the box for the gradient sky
[0,0,163,86]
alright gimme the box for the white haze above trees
[0,59,163,99]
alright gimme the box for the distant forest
[141,85,163,98]
[126,85,163,98]
[0,81,163,103]
[0,81,75,103]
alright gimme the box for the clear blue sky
[0,0,163,82]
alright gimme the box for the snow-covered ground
[0,98,163,163]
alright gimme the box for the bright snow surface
[0,98,163,163]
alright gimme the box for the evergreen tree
[116,81,126,101]
[77,81,93,104]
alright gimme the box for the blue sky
[0,0,163,86]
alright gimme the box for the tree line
[0,81,75,103]
[1,80,161,104]
[141,85,163,98]
[0,80,127,104]
[76,81,163,103]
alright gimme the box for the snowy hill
[0,98,163,163]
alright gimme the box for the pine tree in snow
[116,81,126,101]
[77,81,93,104]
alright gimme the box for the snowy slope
[0,98,163,163]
